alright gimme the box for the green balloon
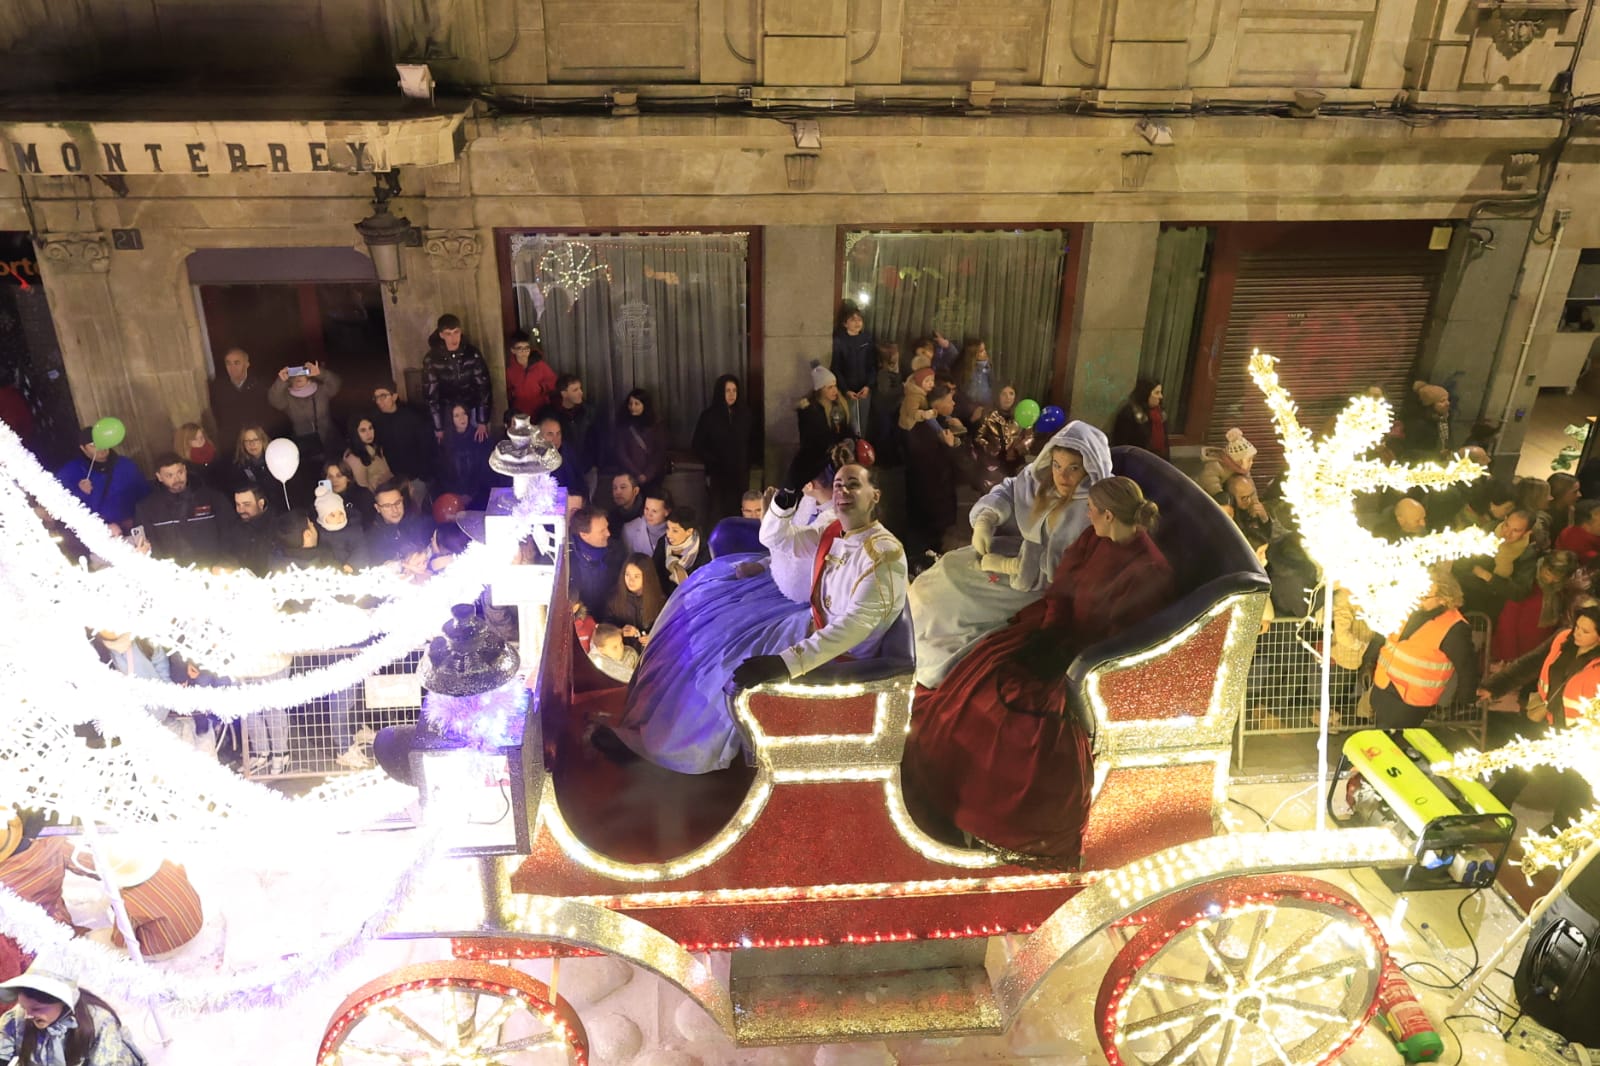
[1014,399,1041,429]
[91,416,126,451]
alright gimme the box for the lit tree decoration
[1247,351,1495,635]
[536,241,610,302]
[1440,716,1600,876]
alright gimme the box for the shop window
[841,229,1070,402]
[506,232,751,448]
[1137,226,1213,430]
[1559,249,1600,332]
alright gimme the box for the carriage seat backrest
[1111,447,1263,601]
[709,516,764,559]
[1063,449,1270,732]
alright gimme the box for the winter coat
[692,380,757,484]
[133,484,227,566]
[570,537,623,615]
[363,511,434,566]
[219,513,275,576]
[369,405,438,483]
[56,453,150,527]
[268,369,344,456]
[789,395,852,487]
[437,426,494,506]
[208,372,277,452]
[537,401,598,474]
[318,523,365,570]
[609,415,669,488]
[422,333,491,432]
[831,329,876,394]
[505,355,557,418]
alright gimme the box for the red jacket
[1555,523,1600,564]
[1494,586,1556,663]
[506,356,557,418]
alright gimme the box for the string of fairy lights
[0,419,547,1011]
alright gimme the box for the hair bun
[1137,499,1161,530]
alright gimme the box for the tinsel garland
[0,421,553,676]
[0,829,443,1014]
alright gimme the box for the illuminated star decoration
[1248,351,1496,634]
[536,241,611,304]
[1441,716,1600,876]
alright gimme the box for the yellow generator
[1329,729,1516,892]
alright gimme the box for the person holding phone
[268,360,343,473]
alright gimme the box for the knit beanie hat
[313,482,346,530]
[1224,428,1257,461]
[811,364,837,392]
[1413,381,1449,407]
[910,351,932,372]
[908,368,934,393]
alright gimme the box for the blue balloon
[1034,404,1067,436]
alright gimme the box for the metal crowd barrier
[1233,611,1491,770]
[240,646,425,781]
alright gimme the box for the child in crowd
[588,623,640,684]
[313,482,364,570]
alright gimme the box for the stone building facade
[1,0,1597,477]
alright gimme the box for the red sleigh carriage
[318,450,1422,1066]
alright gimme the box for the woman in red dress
[903,476,1176,862]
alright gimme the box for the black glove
[732,654,789,688]
[770,487,801,512]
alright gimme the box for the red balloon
[432,494,467,524]
[854,438,876,467]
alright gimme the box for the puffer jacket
[422,332,491,432]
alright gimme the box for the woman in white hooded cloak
[908,421,1114,688]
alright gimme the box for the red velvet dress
[904,527,1175,860]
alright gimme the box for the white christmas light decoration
[1440,715,1600,876]
[0,420,555,677]
[1248,351,1495,634]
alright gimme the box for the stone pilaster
[1067,222,1160,432]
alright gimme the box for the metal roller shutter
[1207,250,1444,479]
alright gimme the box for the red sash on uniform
[809,520,844,631]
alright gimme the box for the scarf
[663,530,702,583]
[188,440,217,465]
[1493,536,1530,579]
[1148,406,1167,455]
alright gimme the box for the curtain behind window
[842,230,1067,401]
[509,233,749,448]
[1138,226,1212,429]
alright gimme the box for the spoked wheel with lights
[1096,875,1386,1066]
[318,960,589,1065]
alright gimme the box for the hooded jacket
[422,332,491,432]
[969,421,1114,593]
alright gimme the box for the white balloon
[264,438,300,483]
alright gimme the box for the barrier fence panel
[239,646,425,781]
[1235,612,1490,769]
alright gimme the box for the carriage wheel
[318,960,589,1065]
[1096,875,1385,1066]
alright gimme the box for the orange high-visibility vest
[1374,609,1466,708]
[1536,629,1600,723]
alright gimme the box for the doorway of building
[189,247,392,459]
[0,231,80,467]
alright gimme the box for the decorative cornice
[36,231,110,273]
[423,229,482,271]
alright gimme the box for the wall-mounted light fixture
[1136,118,1174,147]
[354,171,422,303]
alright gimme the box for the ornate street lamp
[354,171,421,303]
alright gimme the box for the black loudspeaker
[1514,862,1600,1045]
